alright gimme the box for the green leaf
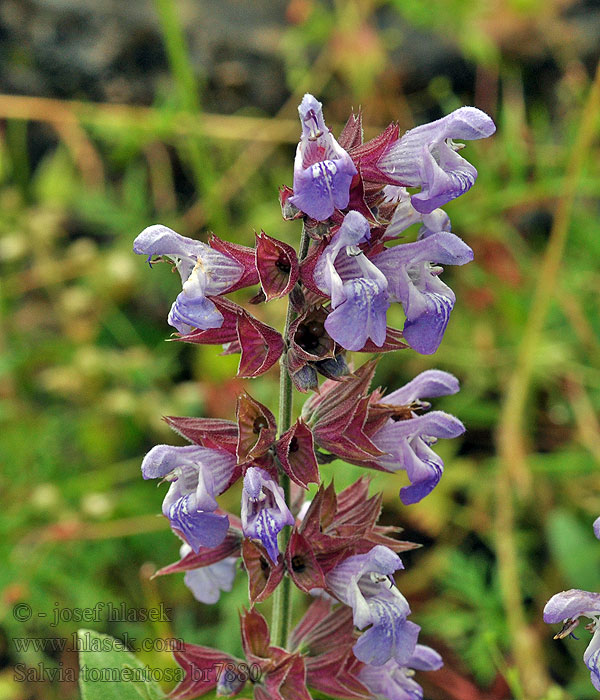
[77,629,165,700]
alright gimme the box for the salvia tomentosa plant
[134,94,495,700]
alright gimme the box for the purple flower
[141,444,237,551]
[240,467,294,564]
[384,369,461,405]
[133,224,244,334]
[358,644,443,700]
[371,370,465,504]
[544,589,600,691]
[594,517,600,540]
[376,107,496,214]
[313,210,390,351]
[325,545,420,666]
[372,232,473,354]
[289,94,357,221]
[382,186,451,241]
[178,543,238,605]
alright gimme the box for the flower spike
[133,93,493,700]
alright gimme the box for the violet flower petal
[543,589,600,624]
[544,589,600,693]
[289,94,357,221]
[584,629,600,692]
[141,444,237,551]
[133,224,244,334]
[401,280,455,355]
[358,658,424,700]
[180,544,238,605]
[168,496,229,551]
[326,546,417,666]
[168,294,223,335]
[384,369,460,405]
[383,185,451,240]
[354,617,420,667]
[290,160,357,221]
[314,210,372,307]
[372,232,473,354]
[314,211,389,350]
[134,225,206,280]
[326,545,405,627]
[141,444,208,480]
[141,444,236,496]
[373,412,465,505]
[376,411,466,444]
[409,644,444,672]
[377,107,495,214]
[411,142,478,214]
[240,467,294,563]
[324,278,390,351]
[358,644,442,700]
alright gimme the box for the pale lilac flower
[544,589,600,691]
[141,444,237,551]
[372,232,473,354]
[289,94,357,221]
[594,517,600,540]
[178,543,238,605]
[358,644,443,700]
[371,370,464,504]
[384,369,460,406]
[376,107,496,214]
[326,545,420,666]
[133,224,244,334]
[240,467,294,564]
[382,186,451,241]
[313,210,390,350]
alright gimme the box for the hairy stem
[272,222,311,649]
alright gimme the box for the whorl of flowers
[134,93,495,699]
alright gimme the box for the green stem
[272,222,311,649]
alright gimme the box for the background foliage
[1,1,600,698]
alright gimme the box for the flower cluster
[135,93,494,699]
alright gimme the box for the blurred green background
[1,0,600,699]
